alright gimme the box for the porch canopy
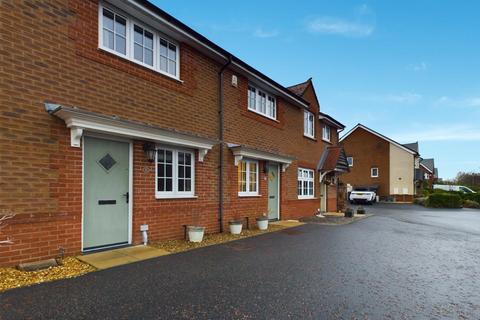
[46,104,216,162]
[317,146,349,181]
[228,144,294,172]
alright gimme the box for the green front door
[83,136,130,250]
[267,163,279,220]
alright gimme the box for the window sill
[247,108,279,123]
[297,197,317,200]
[238,193,262,198]
[322,138,332,144]
[303,134,316,141]
[155,195,198,200]
[98,47,184,84]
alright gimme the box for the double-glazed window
[156,148,194,198]
[322,125,331,142]
[347,157,353,167]
[298,168,314,199]
[371,167,379,178]
[247,85,276,120]
[304,111,314,138]
[100,6,179,78]
[238,160,259,196]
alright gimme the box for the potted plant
[229,219,243,235]
[344,208,354,218]
[256,214,269,230]
[357,206,366,215]
[188,211,205,242]
[187,226,205,242]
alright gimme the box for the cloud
[434,96,480,108]
[393,124,480,142]
[306,4,375,37]
[410,62,428,72]
[307,17,374,37]
[366,92,422,104]
[253,28,279,38]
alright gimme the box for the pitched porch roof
[317,146,350,173]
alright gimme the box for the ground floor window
[156,147,194,198]
[298,168,314,199]
[238,159,259,196]
[371,167,379,178]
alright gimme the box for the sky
[154,0,480,179]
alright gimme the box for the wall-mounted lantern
[143,142,156,162]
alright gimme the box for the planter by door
[256,217,269,230]
[229,221,243,235]
[188,226,205,242]
[83,136,130,251]
[267,163,280,220]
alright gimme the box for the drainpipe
[218,55,232,233]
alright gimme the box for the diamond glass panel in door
[133,25,154,66]
[177,152,192,192]
[238,161,247,192]
[98,153,117,172]
[157,149,173,192]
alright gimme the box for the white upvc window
[322,125,331,142]
[371,167,379,178]
[347,157,353,167]
[99,5,180,79]
[238,159,259,196]
[156,148,195,198]
[304,111,314,138]
[247,84,277,120]
[298,168,314,199]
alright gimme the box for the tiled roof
[421,158,435,172]
[287,78,311,97]
[317,146,349,172]
[402,142,419,153]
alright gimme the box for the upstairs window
[99,5,179,79]
[322,125,331,142]
[347,157,353,167]
[102,8,127,55]
[298,168,314,199]
[304,111,314,138]
[247,84,276,120]
[371,167,379,178]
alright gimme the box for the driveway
[1,204,480,319]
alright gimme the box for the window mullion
[246,161,250,193]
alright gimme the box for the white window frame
[155,147,195,199]
[371,167,379,178]
[247,84,277,120]
[347,157,353,167]
[304,111,315,138]
[98,3,180,80]
[298,168,315,199]
[322,125,331,142]
[238,159,259,197]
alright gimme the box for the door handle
[123,192,129,204]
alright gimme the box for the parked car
[349,187,377,204]
[433,184,476,194]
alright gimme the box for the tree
[455,171,480,187]
[0,211,15,245]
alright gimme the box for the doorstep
[77,245,170,270]
[270,220,305,228]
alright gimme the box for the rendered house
[339,124,420,202]
[0,0,345,266]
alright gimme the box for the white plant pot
[256,219,269,230]
[229,222,243,235]
[187,226,205,243]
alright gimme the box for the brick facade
[0,0,343,266]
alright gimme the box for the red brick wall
[0,0,339,266]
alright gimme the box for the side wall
[389,144,415,200]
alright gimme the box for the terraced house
[0,0,346,266]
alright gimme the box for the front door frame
[267,162,281,220]
[81,133,133,252]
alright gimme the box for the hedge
[463,193,480,203]
[425,193,462,208]
[463,200,480,209]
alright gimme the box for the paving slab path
[1,204,480,319]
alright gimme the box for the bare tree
[0,211,15,245]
